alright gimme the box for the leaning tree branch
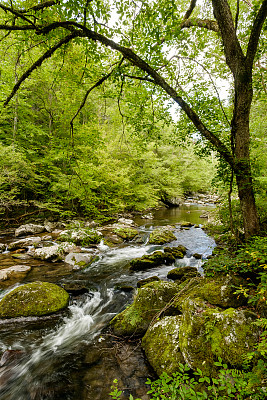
[3,32,79,106]
[181,18,219,32]
[246,0,267,70]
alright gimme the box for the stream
[0,205,216,400]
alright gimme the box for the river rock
[110,280,179,337]
[15,224,46,237]
[0,265,31,281]
[57,228,102,245]
[148,227,176,245]
[137,276,160,288]
[64,252,97,270]
[8,236,42,251]
[164,245,187,258]
[142,316,184,376]
[113,226,138,240]
[44,220,66,232]
[179,299,259,374]
[117,218,135,225]
[0,243,6,253]
[167,266,201,282]
[0,281,69,318]
[31,242,79,261]
[179,221,194,228]
[173,274,248,311]
[129,250,175,272]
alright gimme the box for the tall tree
[0,0,266,238]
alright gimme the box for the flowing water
[0,205,216,400]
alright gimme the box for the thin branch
[70,58,124,145]
[123,74,155,84]
[0,4,36,26]
[235,0,240,31]
[3,33,78,106]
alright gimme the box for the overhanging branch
[3,33,79,106]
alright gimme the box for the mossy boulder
[137,276,160,288]
[129,251,175,272]
[57,228,101,245]
[142,316,184,376]
[167,266,201,282]
[179,298,259,375]
[0,281,69,318]
[110,280,179,337]
[113,226,138,240]
[148,227,176,245]
[164,245,187,258]
[173,274,248,312]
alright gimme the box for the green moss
[148,228,176,245]
[113,227,138,240]
[178,298,259,375]
[0,281,69,318]
[142,315,184,376]
[110,281,179,337]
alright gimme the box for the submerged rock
[148,227,176,245]
[15,224,46,237]
[0,281,69,318]
[129,251,175,272]
[110,280,179,337]
[64,252,97,270]
[0,265,31,281]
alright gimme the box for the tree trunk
[232,73,260,239]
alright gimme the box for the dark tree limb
[182,0,197,21]
[246,0,267,69]
[181,18,219,32]
[70,58,124,144]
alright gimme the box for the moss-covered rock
[137,276,160,288]
[167,266,201,282]
[129,251,175,272]
[164,245,187,258]
[0,281,69,318]
[148,227,176,245]
[173,274,248,312]
[110,281,179,337]
[57,228,101,245]
[114,226,138,240]
[142,316,184,376]
[179,298,259,375]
